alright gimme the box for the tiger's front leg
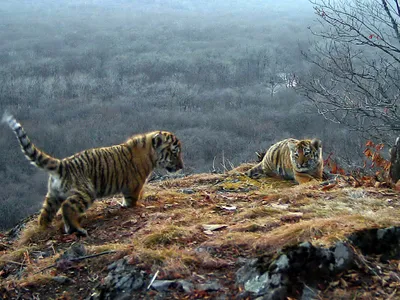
[122,183,144,208]
[294,173,320,184]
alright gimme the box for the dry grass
[235,206,283,219]
[1,167,399,299]
[141,225,198,248]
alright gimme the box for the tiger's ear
[288,142,297,152]
[152,132,164,149]
[311,138,322,149]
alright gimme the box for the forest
[0,0,374,229]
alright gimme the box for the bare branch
[298,0,400,143]
[382,0,400,43]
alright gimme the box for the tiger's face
[152,132,184,172]
[289,139,322,172]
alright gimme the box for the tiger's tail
[2,112,61,175]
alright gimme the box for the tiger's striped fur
[2,112,183,236]
[246,138,323,184]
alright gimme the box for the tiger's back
[246,138,323,184]
[60,142,150,198]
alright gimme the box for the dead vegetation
[1,165,400,299]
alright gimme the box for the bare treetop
[299,0,400,143]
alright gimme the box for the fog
[0,0,361,229]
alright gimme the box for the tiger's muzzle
[166,158,184,173]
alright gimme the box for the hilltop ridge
[1,164,400,299]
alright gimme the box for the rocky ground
[1,163,400,299]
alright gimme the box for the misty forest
[0,0,398,229]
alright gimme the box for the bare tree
[298,0,400,144]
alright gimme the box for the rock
[149,173,186,182]
[52,276,74,284]
[58,242,86,261]
[180,189,195,194]
[235,226,400,299]
[151,279,194,293]
[333,242,353,271]
[151,280,175,292]
[260,287,287,300]
[301,285,319,300]
[348,226,400,261]
[269,274,281,287]
[389,136,400,183]
[87,258,147,300]
[236,290,254,299]
[196,281,222,292]
[236,243,335,299]
[177,280,194,293]
[244,272,269,295]
[274,254,289,271]
[195,246,218,254]
[236,258,259,285]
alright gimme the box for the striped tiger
[2,112,183,236]
[246,138,323,184]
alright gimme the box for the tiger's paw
[75,228,88,237]
[64,224,88,237]
[121,197,143,208]
[120,202,144,209]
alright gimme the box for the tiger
[2,112,183,236]
[246,138,323,184]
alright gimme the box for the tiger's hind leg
[38,193,62,229]
[61,190,94,237]
[245,163,264,179]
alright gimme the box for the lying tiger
[246,138,323,184]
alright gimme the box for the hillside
[1,164,400,299]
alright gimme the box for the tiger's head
[288,138,322,172]
[152,131,184,172]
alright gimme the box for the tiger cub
[3,113,183,236]
[246,138,323,184]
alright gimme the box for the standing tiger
[246,138,323,184]
[2,112,183,236]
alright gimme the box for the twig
[34,264,56,274]
[387,289,398,300]
[348,243,384,283]
[34,250,116,274]
[147,269,159,290]
[1,260,26,266]
[0,243,11,249]
[211,156,217,173]
[69,250,116,262]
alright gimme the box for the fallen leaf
[220,206,237,211]
[340,278,348,288]
[321,183,337,191]
[330,280,340,287]
[280,212,303,223]
[122,219,138,227]
[202,224,228,231]
[270,203,289,210]
[395,180,400,192]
